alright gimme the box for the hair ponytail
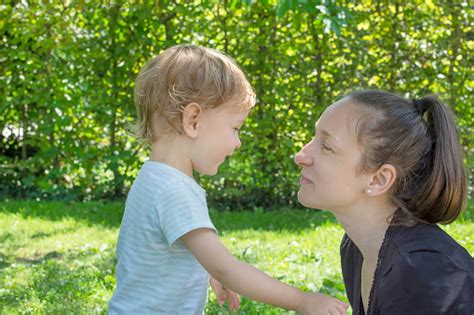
[408,96,467,223]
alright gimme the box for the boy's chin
[197,165,220,176]
[204,170,218,176]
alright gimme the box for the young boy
[108,44,348,314]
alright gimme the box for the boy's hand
[210,276,240,311]
[296,292,348,315]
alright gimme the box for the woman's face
[294,99,370,212]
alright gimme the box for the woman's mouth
[300,174,313,184]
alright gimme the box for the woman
[294,90,473,314]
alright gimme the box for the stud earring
[367,189,372,194]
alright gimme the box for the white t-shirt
[108,161,217,314]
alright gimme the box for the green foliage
[1,1,473,206]
[1,200,473,313]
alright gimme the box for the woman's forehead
[315,102,355,134]
[317,100,359,136]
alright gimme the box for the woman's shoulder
[389,222,473,273]
[376,223,473,312]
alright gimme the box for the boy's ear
[367,164,397,196]
[181,103,203,138]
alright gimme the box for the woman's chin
[297,192,319,209]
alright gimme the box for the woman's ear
[366,164,397,196]
[181,103,203,138]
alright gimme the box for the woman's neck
[334,201,396,262]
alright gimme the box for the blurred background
[2,0,473,208]
[2,1,473,314]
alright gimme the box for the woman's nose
[294,149,312,166]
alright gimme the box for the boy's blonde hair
[133,44,255,142]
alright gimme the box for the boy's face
[190,102,250,176]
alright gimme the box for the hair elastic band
[413,99,428,116]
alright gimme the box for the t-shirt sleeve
[379,249,473,314]
[154,181,217,249]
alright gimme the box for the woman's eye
[322,142,332,152]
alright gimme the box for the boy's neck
[150,135,194,178]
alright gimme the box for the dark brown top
[340,221,474,314]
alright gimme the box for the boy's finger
[218,293,227,305]
[227,293,235,310]
[336,303,347,315]
[339,301,349,310]
[231,296,238,310]
[221,293,229,305]
[228,292,239,310]
[233,293,241,310]
[333,298,348,309]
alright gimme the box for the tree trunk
[447,4,461,113]
[21,104,28,160]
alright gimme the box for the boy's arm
[181,228,347,314]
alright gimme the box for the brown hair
[348,90,467,225]
[133,44,255,142]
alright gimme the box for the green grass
[1,200,473,314]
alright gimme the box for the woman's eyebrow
[315,126,340,146]
[319,129,332,139]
